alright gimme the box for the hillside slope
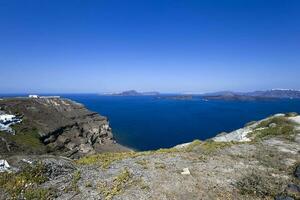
[0,113,299,199]
[0,97,128,158]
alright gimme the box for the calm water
[61,95,300,151]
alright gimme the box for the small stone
[269,123,277,128]
[181,168,190,175]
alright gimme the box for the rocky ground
[0,112,299,200]
[0,97,128,158]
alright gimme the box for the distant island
[202,89,300,101]
[105,90,160,96]
[102,89,300,100]
[246,89,300,99]
[157,95,194,100]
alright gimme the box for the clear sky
[0,0,299,93]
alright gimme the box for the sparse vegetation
[70,170,81,192]
[182,139,235,154]
[76,148,181,169]
[256,116,294,129]
[135,159,149,169]
[85,181,92,187]
[0,162,51,199]
[251,116,296,140]
[200,140,235,153]
[98,168,132,200]
[185,139,202,151]
[138,179,150,190]
[76,152,137,168]
[236,170,287,198]
[77,139,235,169]
[154,162,166,169]
[23,188,54,200]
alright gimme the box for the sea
[64,94,300,151]
[2,94,300,151]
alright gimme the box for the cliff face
[0,98,127,158]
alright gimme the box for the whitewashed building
[29,94,39,98]
[0,113,22,134]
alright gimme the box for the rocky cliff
[0,97,127,158]
[0,112,299,200]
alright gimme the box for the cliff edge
[0,97,128,158]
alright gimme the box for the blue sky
[0,0,299,93]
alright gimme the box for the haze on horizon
[0,0,299,94]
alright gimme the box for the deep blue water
[61,95,300,151]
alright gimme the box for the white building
[29,95,39,98]
[0,113,22,134]
[0,114,16,123]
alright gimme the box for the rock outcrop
[0,97,128,158]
